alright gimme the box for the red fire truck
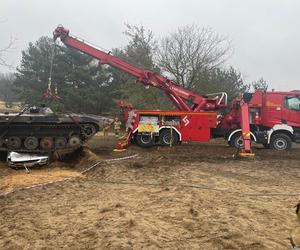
[217,90,300,150]
[53,25,300,151]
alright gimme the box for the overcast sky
[1,0,299,90]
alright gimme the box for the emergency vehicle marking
[183,115,190,126]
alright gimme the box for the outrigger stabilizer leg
[239,98,255,157]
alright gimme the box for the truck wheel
[229,133,244,149]
[135,134,154,148]
[159,129,179,146]
[270,134,292,150]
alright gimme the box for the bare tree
[251,77,268,91]
[0,18,16,67]
[0,36,15,67]
[158,25,231,89]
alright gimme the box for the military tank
[0,105,111,153]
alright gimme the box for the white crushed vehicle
[7,151,49,168]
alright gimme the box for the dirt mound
[54,146,101,171]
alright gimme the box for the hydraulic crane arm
[53,25,226,112]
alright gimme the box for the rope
[90,179,300,197]
[0,154,138,197]
[1,153,300,198]
[80,154,138,174]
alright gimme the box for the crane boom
[53,25,226,112]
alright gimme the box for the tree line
[0,24,268,114]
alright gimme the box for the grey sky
[1,0,299,90]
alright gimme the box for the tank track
[0,122,98,153]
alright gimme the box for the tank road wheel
[68,135,82,148]
[40,137,54,151]
[82,124,97,138]
[159,129,179,146]
[135,134,154,148]
[24,136,39,150]
[270,134,292,150]
[55,137,67,149]
[7,136,22,150]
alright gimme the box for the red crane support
[239,102,253,156]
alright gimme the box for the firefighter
[113,117,122,137]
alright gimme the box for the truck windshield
[285,96,300,111]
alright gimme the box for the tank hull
[0,106,112,153]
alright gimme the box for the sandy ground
[1,136,300,249]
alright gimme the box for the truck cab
[282,93,300,141]
[221,90,300,150]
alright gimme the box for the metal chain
[48,42,56,93]
[46,42,84,131]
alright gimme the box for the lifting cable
[1,42,58,142]
[48,42,55,94]
[47,42,59,98]
[46,42,89,134]
[0,42,57,144]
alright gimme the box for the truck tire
[159,129,179,146]
[270,134,292,150]
[229,133,244,149]
[135,134,154,148]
